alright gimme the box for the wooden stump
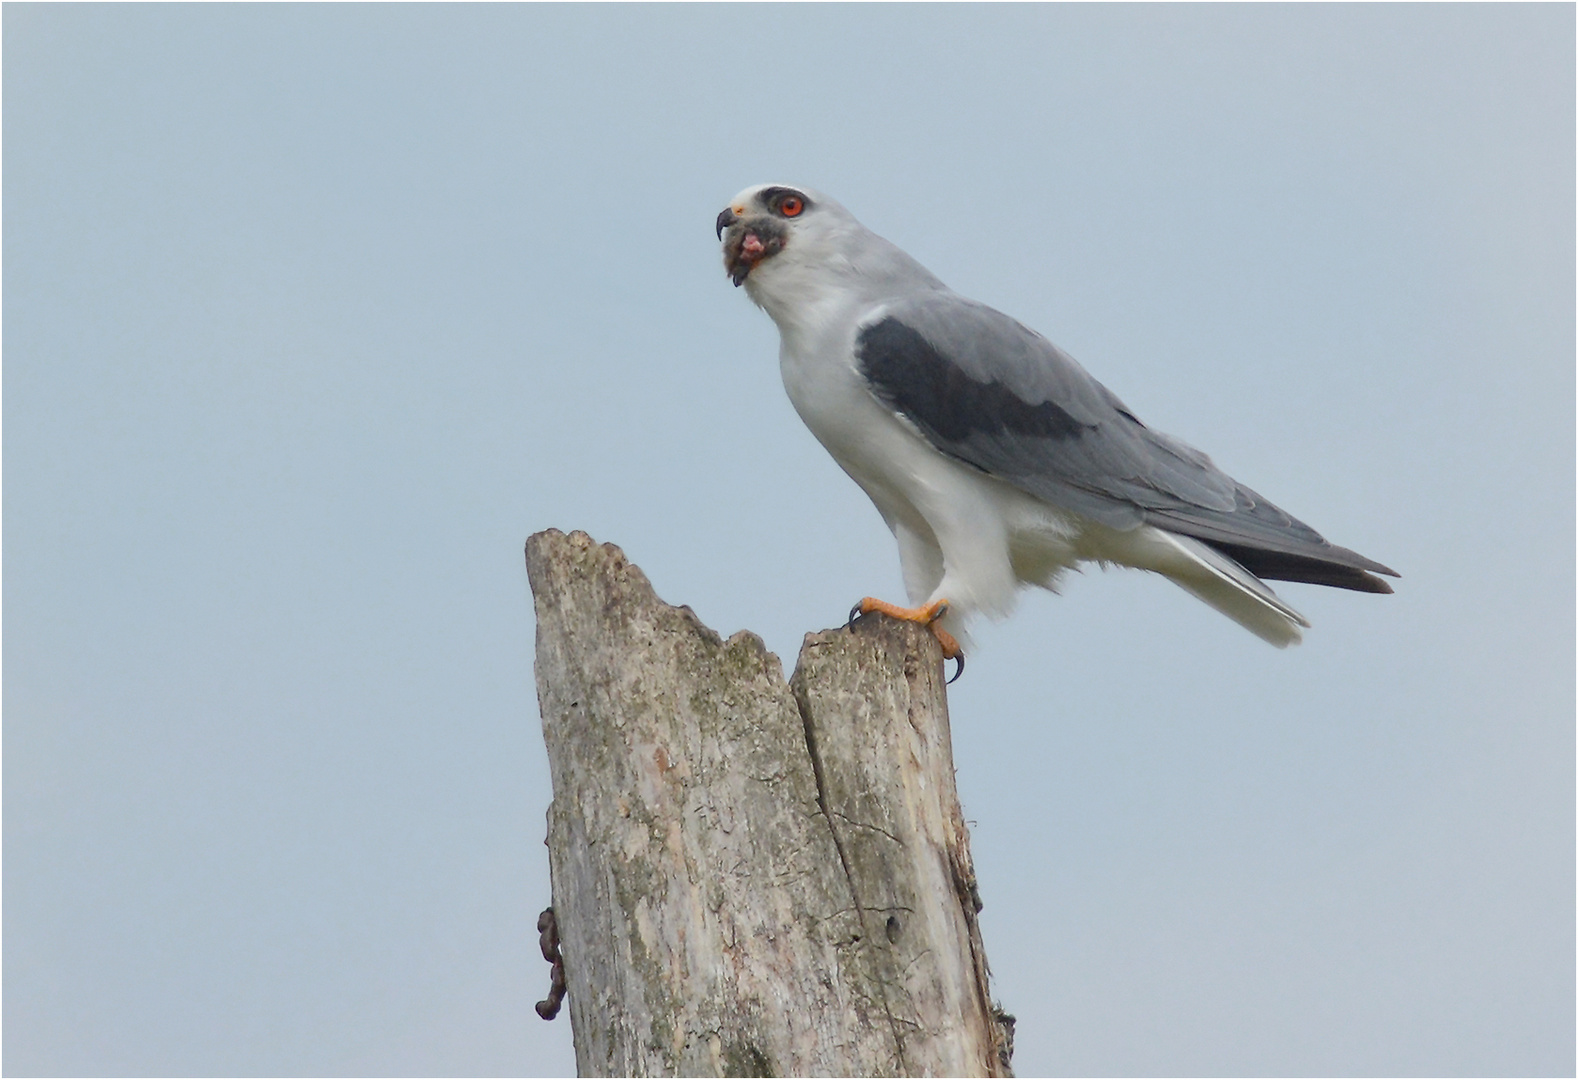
[527,529,1012,1077]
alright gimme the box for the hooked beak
[715,207,738,241]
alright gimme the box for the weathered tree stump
[527,529,1012,1077]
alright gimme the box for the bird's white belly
[779,332,1086,620]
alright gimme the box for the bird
[716,183,1396,677]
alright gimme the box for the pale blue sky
[6,5,1572,1076]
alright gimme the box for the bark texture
[527,529,1010,1077]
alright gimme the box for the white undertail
[1152,532,1310,648]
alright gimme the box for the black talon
[847,602,865,627]
[946,652,965,684]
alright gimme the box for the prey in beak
[717,209,788,287]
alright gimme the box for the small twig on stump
[534,907,566,1020]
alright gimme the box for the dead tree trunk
[526,529,1012,1077]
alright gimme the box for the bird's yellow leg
[850,596,963,662]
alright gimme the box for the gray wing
[856,294,1397,592]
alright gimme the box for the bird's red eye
[780,196,803,217]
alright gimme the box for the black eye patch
[759,186,812,216]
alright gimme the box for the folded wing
[854,295,1397,593]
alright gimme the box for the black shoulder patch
[856,317,1092,443]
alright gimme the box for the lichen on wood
[527,529,1012,1077]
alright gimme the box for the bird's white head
[716,183,938,322]
[716,183,840,286]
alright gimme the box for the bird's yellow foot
[847,597,965,683]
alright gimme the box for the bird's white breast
[773,301,913,494]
